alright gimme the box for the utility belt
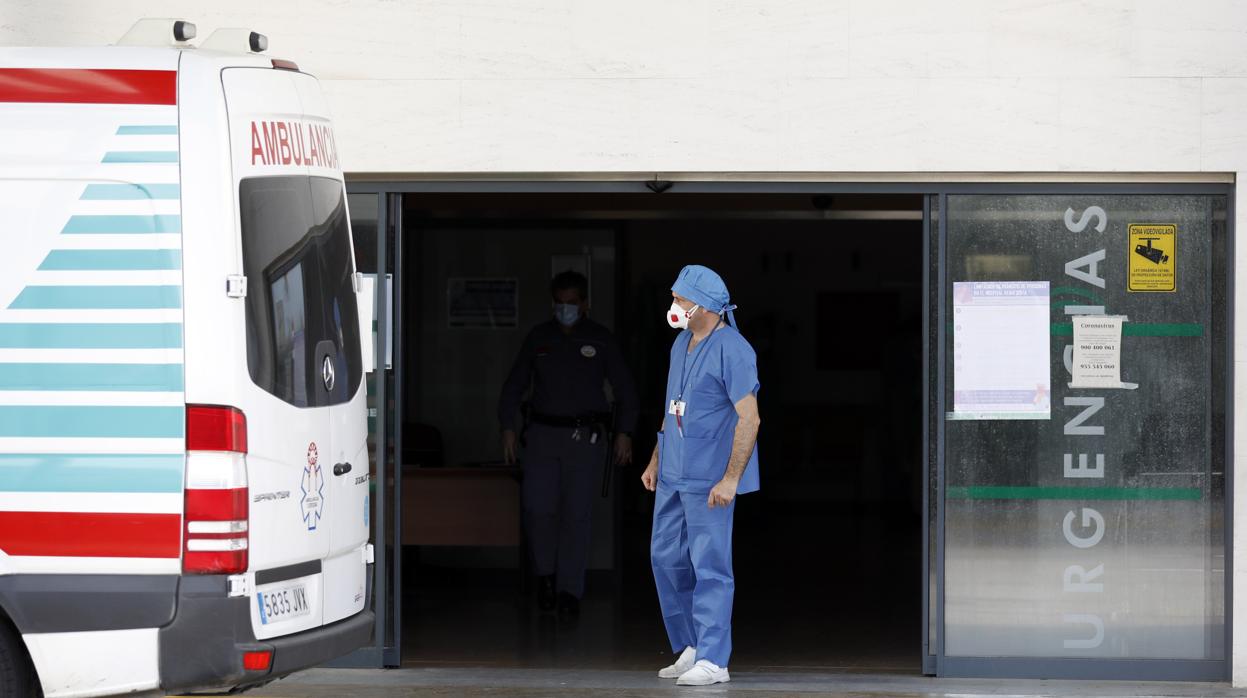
[523,407,619,498]
[529,411,612,431]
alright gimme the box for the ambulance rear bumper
[158,565,374,693]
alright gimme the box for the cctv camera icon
[1134,237,1169,265]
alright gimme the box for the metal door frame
[332,191,404,668]
[340,178,1233,681]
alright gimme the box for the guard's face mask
[667,301,699,330]
[554,303,582,327]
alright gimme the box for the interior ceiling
[403,193,924,220]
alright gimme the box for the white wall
[3,1,1244,175]
[5,0,1247,683]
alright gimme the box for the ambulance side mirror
[355,272,376,374]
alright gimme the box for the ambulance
[0,19,374,697]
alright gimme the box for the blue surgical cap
[671,264,737,326]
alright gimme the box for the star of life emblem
[301,442,325,531]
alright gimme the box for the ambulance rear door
[224,66,339,640]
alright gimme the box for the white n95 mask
[667,302,699,329]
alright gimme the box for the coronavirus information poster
[1070,316,1124,388]
[951,281,1051,420]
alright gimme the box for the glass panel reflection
[942,194,1225,660]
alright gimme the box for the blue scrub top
[658,325,760,494]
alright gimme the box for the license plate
[256,584,312,625]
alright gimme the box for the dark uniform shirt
[498,317,639,434]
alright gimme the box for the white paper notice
[1070,316,1123,388]
[952,281,1051,420]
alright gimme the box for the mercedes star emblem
[322,355,336,392]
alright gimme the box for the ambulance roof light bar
[200,28,269,54]
[116,18,197,47]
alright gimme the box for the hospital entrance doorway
[369,190,926,672]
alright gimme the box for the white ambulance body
[0,25,373,697]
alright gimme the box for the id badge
[669,399,687,437]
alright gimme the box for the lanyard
[678,317,724,400]
[675,317,723,433]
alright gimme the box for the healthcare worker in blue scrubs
[640,264,761,687]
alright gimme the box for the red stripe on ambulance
[0,511,181,558]
[0,69,177,105]
[250,119,340,169]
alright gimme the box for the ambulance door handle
[333,462,352,477]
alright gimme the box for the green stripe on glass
[61,215,181,234]
[101,151,178,163]
[116,125,178,135]
[947,486,1202,501]
[8,286,181,310]
[38,249,181,271]
[1050,323,1203,337]
[0,323,182,349]
[80,184,180,200]
[0,454,183,493]
[0,405,183,438]
[0,363,183,391]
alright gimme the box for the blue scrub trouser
[522,424,603,598]
[650,484,736,668]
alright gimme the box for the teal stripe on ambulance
[38,249,182,271]
[116,125,178,135]
[0,406,183,438]
[8,286,181,310]
[0,363,183,391]
[0,323,182,349]
[80,184,180,200]
[0,454,183,493]
[61,215,181,234]
[102,151,178,164]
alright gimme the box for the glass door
[331,190,402,667]
[932,190,1229,680]
[923,195,939,675]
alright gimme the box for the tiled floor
[250,666,1247,697]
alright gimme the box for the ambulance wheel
[0,620,38,698]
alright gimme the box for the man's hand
[641,461,658,492]
[613,433,633,466]
[708,477,738,508]
[502,430,518,465]
[640,437,661,492]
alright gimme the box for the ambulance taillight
[183,405,250,574]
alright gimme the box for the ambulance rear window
[240,175,363,408]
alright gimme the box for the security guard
[499,270,638,617]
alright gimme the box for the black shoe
[537,575,556,612]
[557,591,580,618]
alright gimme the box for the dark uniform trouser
[522,423,604,598]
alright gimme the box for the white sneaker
[676,659,730,686]
[657,646,697,679]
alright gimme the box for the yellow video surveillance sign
[1128,224,1176,293]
